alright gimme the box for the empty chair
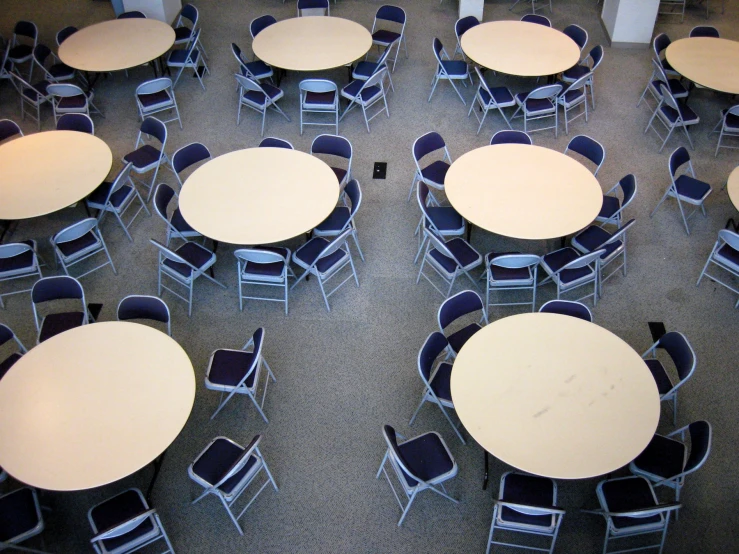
[173,4,200,48]
[123,117,170,202]
[539,247,606,306]
[31,275,88,344]
[56,26,78,47]
[437,289,487,357]
[117,294,171,336]
[234,74,289,137]
[641,331,696,425]
[0,323,27,380]
[429,38,471,105]
[313,179,365,261]
[468,66,515,134]
[645,81,700,153]
[563,135,605,176]
[299,79,339,135]
[653,33,680,80]
[88,488,175,554]
[149,239,225,317]
[258,137,293,149]
[630,421,711,505]
[32,43,74,83]
[0,241,42,308]
[486,472,564,554]
[9,72,52,130]
[153,183,202,246]
[637,58,688,113]
[490,129,532,145]
[562,44,604,110]
[46,83,100,123]
[658,0,687,22]
[409,332,465,443]
[563,23,589,55]
[204,327,276,421]
[352,45,395,93]
[408,131,452,203]
[417,227,482,299]
[340,67,390,133]
[51,218,116,279]
[250,15,277,39]
[86,162,150,242]
[557,74,590,135]
[56,113,94,134]
[539,299,593,322]
[453,15,480,60]
[291,228,359,312]
[571,219,636,293]
[235,247,293,314]
[167,29,209,90]
[310,134,352,189]
[188,435,278,535]
[689,25,719,38]
[485,252,540,313]
[231,42,273,84]
[0,119,23,142]
[117,11,147,18]
[7,21,38,79]
[596,173,637,228]
[520,14,552,26]
[415,182,466,264]
[585,476,680,554]
[369,5,407,71]
[377,425,458,526]
[297,0,329,17]
[650,146,711,235]
[0,487,46,552]
[713,105,739,157]
[135,77,182,129]
[172,142,212,188]
[512,84,562,137]
[697,229,739,308]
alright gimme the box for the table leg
[726,217,739,232]
[466,222,473,243]
[146,450,167,504]
[84,71,102,94]
[482,450,489,490]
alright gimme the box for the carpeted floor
[0,0,737,552]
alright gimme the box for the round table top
[666,38,739,95]
[0,322,195,491]
[0,131,112,220]
[450,313,660,479]
[728,166,739,211]
[445,144,602,240]
[461,21,580,77]
[179,148,340,245]
[59,19,176,72]
[252,16,373,71]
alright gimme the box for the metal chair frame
[485,253,540,313]
[235,248,293,314]
[234,73,290,137]
[429,38,472,105]
[0,242,42,309]
[340,67,390,133]
[51,218,116,280]
[468,66,514,134]
[299,78,339,135]
[696,229,739,308]
[417,227,482,299]
[135,77,182,129]
[512,84,562,137]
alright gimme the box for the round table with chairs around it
[665,37,739,95]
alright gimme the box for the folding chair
[31,275,88,344]
[51,218,116,279]
[299,79,339,135]
[313,179,365,261]
[9,71,52,130]
[417,227,482,299]
[520,13,552,26]
[539,299,593,322]
[712,105,739,157]
[297,0,330,17]
[352,45,395,93]
[235,247,293,314]
[173,4,201,49]
[122,117,171,202]
[644,82,700,153]
[453,16,480,61]
[340,67,390,133]
[231,42,273,84]
[408,131,452,203]
[490,130,532,145]
[563,24,589,55]
[310,134,352,189]
[153,183,202,246]
[696,229,739,308]
[135,77,182,129]
[172,142,212,188]
[637,58,689,115]
[596,174,637,228]
[429,38,471,105]
[571,219,636,293]
[414,182,466,264]
[557,74,590,135]
[31,44,74,83]
[468,66,514,134]
[563,134,605,176]
[562,45,604,110]
[539,247,606,306]
[369,5,407,71]
[250,15,277,39]
[0,119,23,143]
[0,487,48,554]
[46,83,101,123]
[437,289,487,357]
[512,84,562,137]
[7,21,38,80]
[0,241,43,309]
[0,323,27,380]
[234,73,289,136]
[117,294,172,336]
[167,29,209,90]
[484,252,540,313]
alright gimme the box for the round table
[179,148,340,245]
[0,131,112,220]
[450,313,660,479]
[0,322,195,491]
[58,18,176,72]
[727,166,739,211]
[666,38,739,95]
[445,144,603,240]
[461,21,580,77]
[252,16,372,71]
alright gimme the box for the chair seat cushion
[440,60,468,77]
[352,61,379,79]
[138,89,173,110]
[632,434,685,480]
[243,83,283,106]
[164,242,214,277]
[425,206,463,232]
[0,246,35,276]
[191,438,258,495]
[562,63,589,81]
[57,94,87,109]
[601,478,662,530]
[447,323,481,354]
[573,226,620,258]
[420,160,450,186]
[722,109,739,131]
[541,247,592,285]
[488,253,534,285]
[673,175,711,202]
[49,63,75,79]
[90,490,157,553]
[304,90,336,108]
[598,195,620,220]
[174,26,193,42]
[0,488,40,542]
[294,237,346,274]
[245,60,273,78]
[39,312,86,343]
[559,88,586,106]
[659,103,699,125]
[500,473,555,528]
[372,30,401,46]
[208,349,257,389]
[168,48,200,65]
[479,86,515,107]
[341,81,382,104]
[56,230,99,259]
[124,144,162,170]
[644,359,674,395]
[315,206,350,233]
[0,353,22,380]
[241,259,285,282]
[715,242,739,272]
[429,238,479,274]
[8,45,32,61]
[87,181,132,210]
[429,361,453,401]
[515,93,555,114]
[397,432,454,487]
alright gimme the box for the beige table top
[0,131,112,220]
[666,38,739,95]
[179,148,340,245]
[0,322,195,491]
[252,16,372,71]
[728,166,739,211]
[461,21,580,77]
[451,313,660,479]
[445,144,602,240]
[59,19,175,72]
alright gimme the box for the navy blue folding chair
[596,174,637,228]
[429,38,471,105]
[696,229,739,308]
[539,299,593,322]
[369,5,407,71]
[490,130,532,145]
[31,275,88,344]
[563,134,605,176]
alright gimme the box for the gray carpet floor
[1,0,738,552]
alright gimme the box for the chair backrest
[311,134,351,160]
[718,229,739,252]
[117,295,171,334]
[657,81,680,113]
[521,14,551,27]
[563,24,588,52]
[490,130,532,145]
[0,119,23,142]
[258,137,294,149]
[0,242,34,265]
[31,275,84,304]
[297,0,329,16]
[438,289,484,330]
[140,116,167,145]
[588,45,604,71]
[47,82,85,99]
[172,142,211,177]
[104,163,134,204]
[684,420,711,473]
[413,131,447,164]
[668,146,691,180]
[562,72,591,95]
[178,3,198,27]
[651,57,670,87]
[560,248,606,272]
[9,71,48,104]
[432,38,446,65]
[149,238,193,270]
[601,218,636,248]
[526,84,562,101]
[360,66,387,91]
[32,44,52,68]
[234,73,264,94]
[539,300,593,322]
[489,253,540,270]
[117,11,147,19]
[231,42,247,69]
[0,323,24,352]
[689,26,719,38]
[57,113,94,134]
[250,15,277,39]
[14,21,38,41]
[376,5,406,25]
[136,76,173,97]
[300,78,338,99]
[616,174,637,210]
[53,217,98,246]
[382,425,421,484]
[313,229,353,266]
[344,179,362,219]
[56,26,77,47]
[235,248,287,267]
[417,332,449,383]
[655,331,696,383]
[565,135,605,175]
[473,66,500,106]
[455,16,480,41]
[654,33,671,58]
[211,435,263,491]
[153,183,176,223]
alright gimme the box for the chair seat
[168,48,200,65]
[425,207,464,233]
[479,86,515,108]
[0,352,22,380]
[673,175,711,202]
[38,311,86,343]
[163,242,214,278]
[243,83,283,106]
[174,26,193,42]
[294,237,347,274]
[245,60,273,79]
[90,489,157,553]
[562,63,589,81]
[659,103,699,125]
[397,432,454,487]
[87,182,133,210]
[240,259,286,283]
[487,253,534,286]
[499,473,555,529]
[315,206,350,233]
[559,88,586,107]
[8,45,32,61]
[632,434,685,480]
[56,230,99,260]
[304,90,336,108]
[372,29,401,46]
[341,81,382,104]
[598,195,620,220]
[0,488,41,543]
[541,248,592,285]
[714,242,739,272]
[515,93,555,114]
[572,226,621,259]
[420,160,450,186]
[138,89,173,110]
[429,361,453,402]
[352,61,380,79]
[721,109,739,131]
[644,359,674,396]
[58,94,87,109]
[447,323,481,354]
[49,63,75,79]
[600,478,663,532]
[440,60,468,77]
[191,438,259,496]
[429,238,479,274]
[208,349,257,389]
[123,144,162,170]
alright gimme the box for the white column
[601,0,660,48]
[458,0,485,22]
[122,0,182,24]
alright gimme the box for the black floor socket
[373,162,387,179]
[648,321,667,343]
